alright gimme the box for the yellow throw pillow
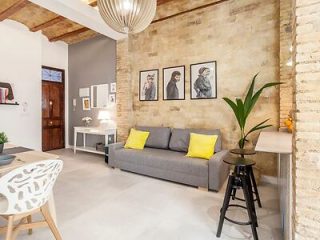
[124,128,150,150]
[186,133,218,160]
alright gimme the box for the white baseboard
[260,175,277,185]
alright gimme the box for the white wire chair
[0,159,63,240]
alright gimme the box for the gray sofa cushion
[136,126,171,149]
[114,147,208,177]
[169,128,222,153]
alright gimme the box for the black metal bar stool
[216,157,259,240]
[229,149,262,208]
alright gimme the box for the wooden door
[42,67,65,151]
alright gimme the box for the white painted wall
[0,20,68,150]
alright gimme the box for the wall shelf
[0,103,19,106]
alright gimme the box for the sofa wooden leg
[198,187,209,192]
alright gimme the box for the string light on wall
[97,0,157,34]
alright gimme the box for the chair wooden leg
[5,216,14,240]
[40,204,62,240]
[27,215,33,235]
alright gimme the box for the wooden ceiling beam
[0,0,30,21]
[152,0,230,24]
[49,27,90,42]
[157,0,175,5]
[31,16,65,32]
[89,1,98,7]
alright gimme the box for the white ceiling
[29,0,127,41]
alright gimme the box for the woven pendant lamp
[98,0,157,34]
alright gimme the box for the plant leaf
[246,82,282,117]
[236,98,245,130]
[245,119,272,138]
[238,138,245,149]
[223,97,242,128]
[244,73,259,118]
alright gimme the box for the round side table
[229,149,262,208]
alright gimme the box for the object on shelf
[0,102,19,105]
[96,142,105,152]
[107,134,115,144]
[0,82,16,104]
[284,112,293,132]
[82,117,92,127]
[0,154,15,166]
[0,132,8,153]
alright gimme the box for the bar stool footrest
[224,216,252,226]
[223,204,252,226]
[234,196,258,202]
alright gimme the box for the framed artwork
[190,61,217,99]
[82,97,91,111]
[139,69,159,101]
[91,84,108,109]
[110,82,116,93]
[109,94,116,104]
[79,88,89,97]
[163,66,185,100]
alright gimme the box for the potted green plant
[0,132,8,153]
[223,74,281,149]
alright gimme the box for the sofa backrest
[169,128,222,153]
[136,126,171,149]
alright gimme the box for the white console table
[74,126,117,155]
[255,131,292,240]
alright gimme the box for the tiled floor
[8,149,281,240]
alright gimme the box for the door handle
[48,121,53,126]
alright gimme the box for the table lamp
[98,110,110,126]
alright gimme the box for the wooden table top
[229,148,256,156]
[223,157,256,167]
[0,143,59,174]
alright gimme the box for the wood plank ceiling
[0,0,172,44]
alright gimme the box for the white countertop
[255,131,292,154]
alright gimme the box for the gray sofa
[109,127,229,191]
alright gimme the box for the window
[42,67,64,83]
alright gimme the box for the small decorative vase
[0,143,4,154]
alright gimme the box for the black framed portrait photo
[163,65,185,100]
[190,61,217,99]
[139,69,159,101]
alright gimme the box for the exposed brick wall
[116,39,133,141]
[116,0,280,176]
[293,0,320,238]
[280,0,294,127]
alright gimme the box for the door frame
[41,65,66,151]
